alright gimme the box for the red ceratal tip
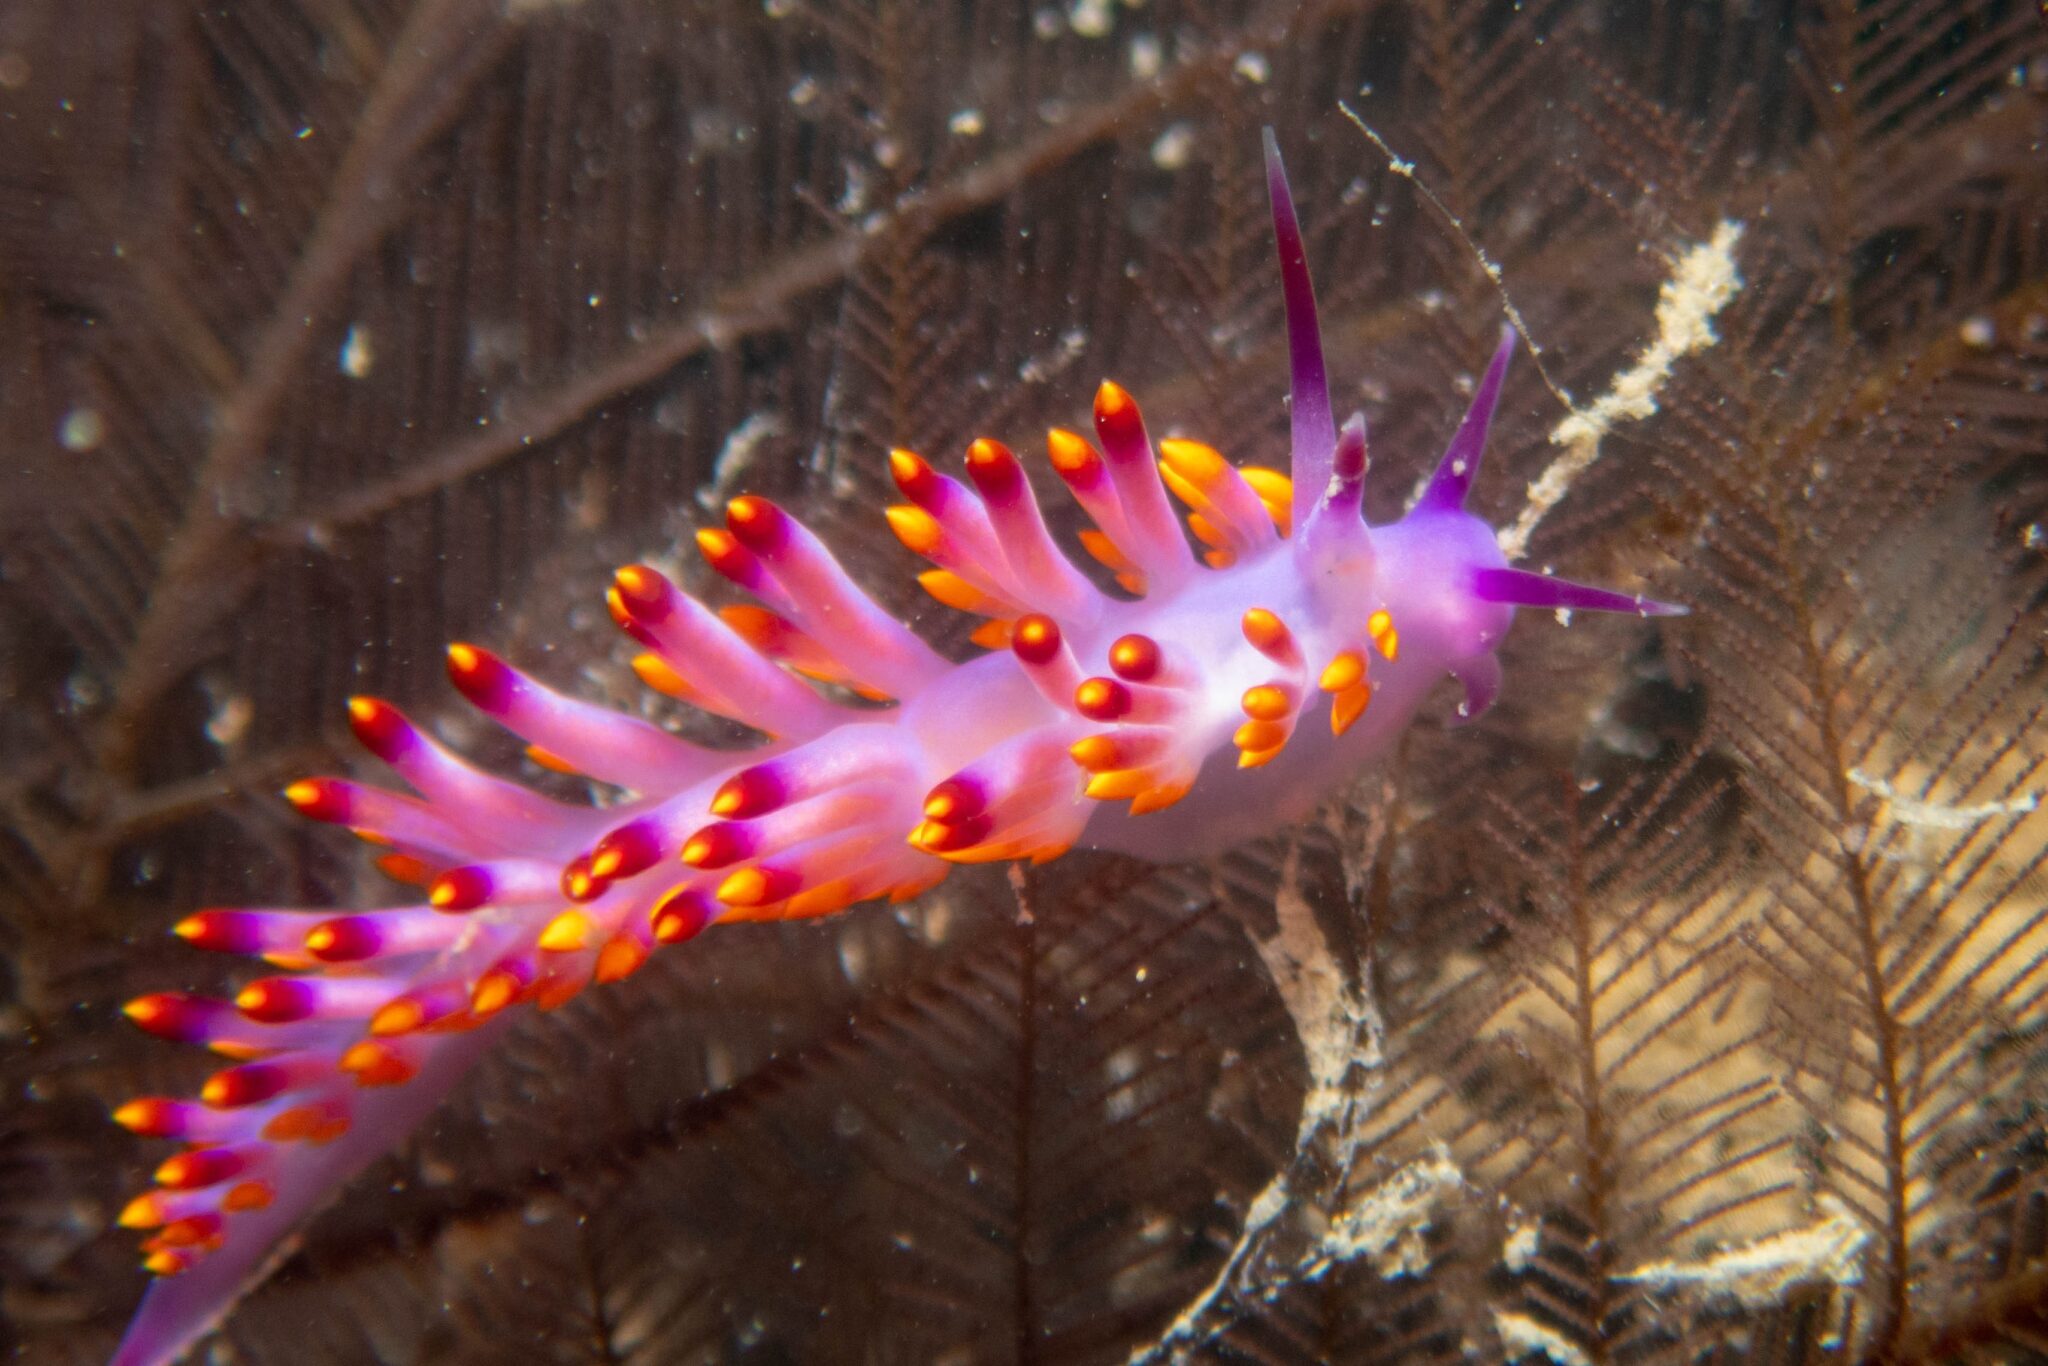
[122,993,226,1044]
[888,448,939,502]
[710,763,787,819]
[172,910,267,955]
[680,822,756,870]
[345,695,412,761]
[650,886,717,944]
[200,1060,293,1108]
[589,820,662,881]
[559,854,606,904]
[304,915,382,963]
[234,977,318,1024]
[1011,614,1063,666]
[281,778,349,823]
[154,1145,252,1191]
[694,526,757,582]
[1093,380,1145,438]
[429,864,492,911]
[339,1039,419,1088]
[910,815,993,854]
[112,1098,185,1137]
[1045,428,1101,477]
[611,563,674,620]
[963,438,1022,495]
[1107,633,1161,683]
[922,776,986,824]
[1074,677,1132,721]
[724,494,788,551]
[445,642,514,709]
[715,865,799,908]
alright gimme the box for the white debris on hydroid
[1499,220,1744,560]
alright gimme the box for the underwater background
[1,0,2045,1361]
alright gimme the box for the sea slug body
[107,131,1682,1366]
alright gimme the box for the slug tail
[109,1018,511,1366]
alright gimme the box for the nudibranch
[108,132,1681,1365]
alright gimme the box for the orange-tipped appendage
[1320,650,1367,693]
[341,1040,418,1088]
[1012,615,1062,664]
[119,1192,168,1229]
[1241,608,1297,662]
[885,505,944,555]
[223,1180,276,1212]
[1084,769,1151,801]
[537,910,593,953]
[1045,427,1098,476]
[368,998,426,1038]
[113,1098,176,1136]
[470,969,525,1019]
[1074,677,1130,721]
[594,936,650,984]
[1095,379,1137,425]
[1368,609,1398,661]
[1069,735,1120,772]
[1241,685,1294,721]
[1108,633,1161,682]
[1333,685,1373,737]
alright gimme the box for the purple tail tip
[1473,567,1688,617]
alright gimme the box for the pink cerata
[108,132,1683,1365]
